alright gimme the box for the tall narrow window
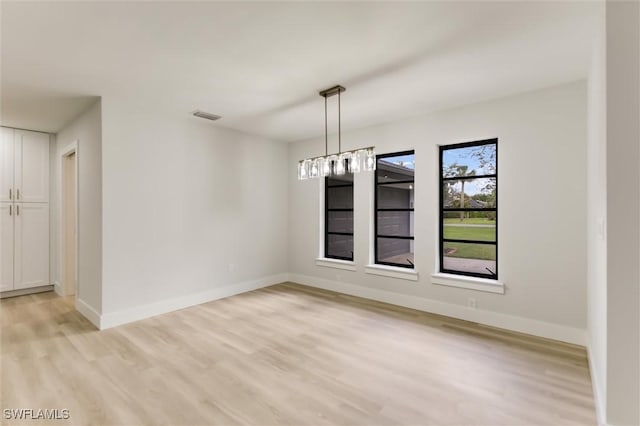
[440,139,497,279]
[325,173,353,260]
[375,151,415,268]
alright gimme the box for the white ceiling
[1,1,599,141]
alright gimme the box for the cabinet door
[0,128,14,203]
[14,203,49,290]
[15,130,49,203]
[0,203,14,292]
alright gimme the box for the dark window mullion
[330,255,354,261]
[442,174,496,182]
[441,268,495,279]
[377,150,415,158]
[443,208,497,212]
[376,235,414,240]
[442,238,496,245]
[375,260,414,269]
[440,138,497,151]
[376,179,415,186]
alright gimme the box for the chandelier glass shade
[298,148,375,180]
[297,85,376,180]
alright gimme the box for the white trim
[315,258,357,271]
[289,273,586,346]
[53,281,63,296]
[431,272,505,294]
[75,297,101,329]
[59,140,78,159]
[587,340,607,426]
[99,273,288,330]
[58,140,79,298]
[365,264,418,281]
[318,178,324,258]
[368,174,375,263]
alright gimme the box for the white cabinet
[0,203,50,291]
[14,203,49,290]
[0,127,49,203]
[0,128,14,203]
[15,130,50,203]
[0,126,51,293]
[0,204,14,291]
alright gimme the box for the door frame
[59,141,79,297]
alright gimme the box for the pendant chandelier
[297,85,375,180]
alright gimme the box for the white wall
[54,99,102,312]
[289,82,587,342]
[586,3,607,423]
[605,1,639,424]
[100,98,288,318]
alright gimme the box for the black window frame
[374,150,415,269]
[324,175,354,261]
[439,138,498,279]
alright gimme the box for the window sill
[431,272,505,294]
[315,258,357,271]
[365,264,418,281]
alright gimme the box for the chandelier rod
[324,95,328,156]
[338,89,341,154]
[319,85,346,156]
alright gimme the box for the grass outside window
[442,225,495,241]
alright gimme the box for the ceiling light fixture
[297,85,375,180]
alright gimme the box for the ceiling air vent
[192,110,221,121]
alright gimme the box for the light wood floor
[1,283,596,426]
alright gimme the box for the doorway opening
[61,148,77,298]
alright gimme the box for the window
[325,173,354,260]
[375,151,415,268]
[440,139,497,279]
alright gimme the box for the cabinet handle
[16,205,19,216]
[9,189,11,200]
[16,189,20,200]
[9,205,11,216]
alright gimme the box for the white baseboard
[587,340,607,426]
[289,273,587,346]
[75,271,585,346]
[53,282,63,296]
[99,273,288,330]
[0,285,54,299]
[75,298,101,329]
